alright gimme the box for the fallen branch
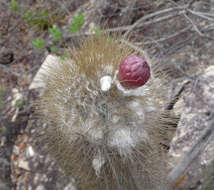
[140,25,192,45]
[183,13,214,40]
[187,9,214,22]
[123,6,187,38]
[0,64,20,77]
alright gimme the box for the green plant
[32,12,85,53]
[32,38,45,49]
[23,8,51,30]
[0,85,6,109]
[11,0,19,12]
[15,99,24,110]
[10,2,85,57]
[1,126,7,134]
[69,13,84,34]
[49,25,62,41]
[11,3,84,55]
[50,45,58,53]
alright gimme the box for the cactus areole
[117,55,150,89]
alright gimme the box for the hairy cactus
[37,34,177,190]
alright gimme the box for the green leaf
[1,126,7,134]
[23,10,34,23]
[50,45,58,52]
[15,99,24,110]
[0,85,6,109]
[32,38,45,49]
[11,0,19,11]
[23,8,49,29]
[37,9,48,18]
[69,13,84,34]
[49,25,62,41]
[0,101,3,109]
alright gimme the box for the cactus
[37,34,177,190]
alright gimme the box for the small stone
[18,159,30,171]
[0,136,6,146]
[0,47,14,65]
[13,145,20,155]
[27,146,35,157]
[64,183,76,190]
[35,184,45,190]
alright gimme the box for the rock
[18,159,30,171]
[29,55,61,90]
[11,119,76,190]
[0,47,14,65]
[35,184,45,190]
[0,147,12,190]
[168,66,214,189]
[27,146,35,157]
[11,88,24,122]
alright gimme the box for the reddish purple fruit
[117,55,150,89]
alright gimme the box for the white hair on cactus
[128,100,145,118]
[104,65,114,73]
[87,127,104,141]
[92,153,105,176]
[112,115,120,124]
[108,128,141,156]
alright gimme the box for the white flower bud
[100,75,112,91]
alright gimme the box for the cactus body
[38,35,176,190]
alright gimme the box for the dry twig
[0,64,20,77]
[123,6,186,38]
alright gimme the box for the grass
[0,85,6,109]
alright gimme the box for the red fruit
[117,55,150,89]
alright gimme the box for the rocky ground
[1,0,214,189]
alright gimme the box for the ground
[1,0,214,189]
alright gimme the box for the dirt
[1,0,214,189]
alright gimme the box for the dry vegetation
[0,0,214,189]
